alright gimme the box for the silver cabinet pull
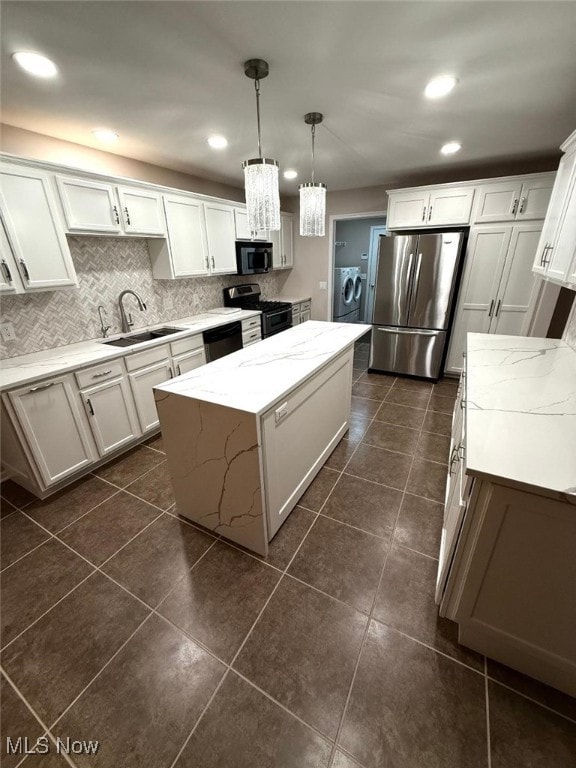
[112,205,120,224]
[29,381,55,393]
[511,198,519,216]
[169,367,174,378]
[1,259,13,283]
[542,245,553,266]
[211,256,215,269]
[177,364,181,376]
[92,370,112,378]
[488,299,495,317]
[495,299,502,317]
[518,196,526,214]
[422,206,427,221]
[86,398,95,416]
[19,259,30,282]
[427,206,433,222]
[540,243,549,266]
[124,207,131,225]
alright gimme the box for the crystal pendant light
[299,112,326,237]
[242,59,281,232]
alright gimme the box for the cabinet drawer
[170,333,203,357]
[242,328,262,346]
[292,306,301,318]
[125,343,170,372]
[242,316,261,331]
[300,301,311,312]
[75,360,125,389]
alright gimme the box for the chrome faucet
[119,290,147,333]
[98,305,111,338]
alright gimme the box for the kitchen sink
[101,327,185,347]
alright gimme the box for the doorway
[330,215,387,322]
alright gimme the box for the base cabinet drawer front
[170,333,204,358]
[125,343,171,372]
[81,377,140,456]
[129,361,174,432]
[173,347,206,376]
[75,360,125,389]
[241,316,261,332]
[262,351,352,538]
[8,376,96,487]
[242,329,262,347]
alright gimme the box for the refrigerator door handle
[376,327,439,336]
[407,252,423,320]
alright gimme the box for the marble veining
[466,333,576,496]
[155,321,371,415]
[0,310,260,390]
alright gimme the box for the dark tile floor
[1,340,575,767]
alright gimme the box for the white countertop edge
[0,310,261,390]
[155,321,372,416]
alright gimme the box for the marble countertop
[155,320,371,415]
[466,333,576,498]
[271,295,312,305]
[0,309,260,390]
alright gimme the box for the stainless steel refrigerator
[370,231,465,379]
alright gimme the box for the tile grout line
[485,657,492,768]
[486,677,576,726]
[326,383,433,766]
[0,668,80,768]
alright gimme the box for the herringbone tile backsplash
[0,237,289,358]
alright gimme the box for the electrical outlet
[0,323,16,342]
[319,281,327,290]
[361,252,368,260]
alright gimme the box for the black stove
[223,284,292,338]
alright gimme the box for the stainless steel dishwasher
[203,321,243,362]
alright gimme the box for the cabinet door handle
[488,299,495,317]
[112,205,120,224]
[511,198,519,216]
[542,245,553,266]
[86,398,95,416]
[422,206,427,221]
[427,205,433,222]
[29,381,55,393]
[1,259,13,283]
[211,256,215,269]
[124,207,131,225]
[169,367,174,378]
[177,364,181,376]
[518,196,526,214]
[540,243,549,266]
[19,259,30,282]
[92,370,112,378]
[495,299,502,317]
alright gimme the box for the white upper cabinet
[0,164,77,291]
[387,189,431,228]
[427,186,475,226]
[532,133,576,287]
[57,176,122,233]
[56,175,165,237]
[473,175,554,224]
[0,217,23,293]
[271,213,294,269]
[116,186,165,236]
[204,202,237,274]
[234,208,268,241]
[149,194,209,279]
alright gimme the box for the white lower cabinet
[6,375,96,487]
[80,377,140,457]
[128,359,174,433]
[446,222,542,374]
[172,347,206,375]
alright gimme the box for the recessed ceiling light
[425,75,458,99]
[12,51,57,78]
[441,141,462,155]
[207,135,228,149]
[283,169,298,180]
[92,129,119,143]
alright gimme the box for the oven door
[263,308,292,337]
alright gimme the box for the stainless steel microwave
[235,241,272,275]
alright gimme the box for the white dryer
[333,267,362,322]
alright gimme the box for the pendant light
[242,59,281,232]
[299,112,326,237]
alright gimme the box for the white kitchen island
[154,321,370,556]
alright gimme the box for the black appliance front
[235,242,272,275]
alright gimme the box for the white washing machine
[333,267,362,322]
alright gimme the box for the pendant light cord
[311,124,316,184]
[254,78,263,158]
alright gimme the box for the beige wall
[0,123,245,201]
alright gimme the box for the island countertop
[466,333,576,497]
[155,320,371,415]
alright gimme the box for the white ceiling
[2,1,576,192]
